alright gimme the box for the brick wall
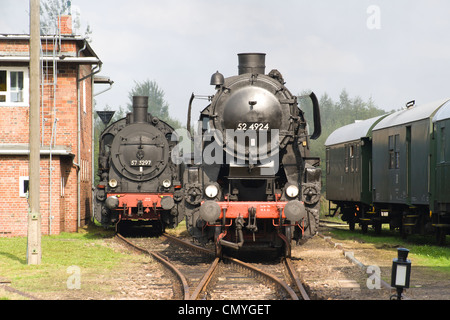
[0,156,61,236]
[0,35,95,237]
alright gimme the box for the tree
[93,105,126,185]
[127,79,182,129]
[300,89,387,189]
[40,0,92,40]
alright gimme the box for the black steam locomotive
[184,53,322,257]
[93,96,184,233]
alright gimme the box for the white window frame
[82,80,87,114]
[0,67,30,107]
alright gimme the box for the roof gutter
[0,56,101,64]
[0,148,73,157]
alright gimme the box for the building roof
[325,114,389,147]
[373,98,450,131]
[0,34,101,65]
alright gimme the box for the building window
[82,80,87,114]
[19,176,29,198]
[0,67,29,106]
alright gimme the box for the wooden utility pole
[27,0,41,265]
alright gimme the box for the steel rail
[114,234,191,300]
[189,257,220,300]
[283,258,310,300]
[161,233,215,256]
[117,233,306,300]
[162,234,303,300]
[224,255,299,300]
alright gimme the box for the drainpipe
[92,77,114,223]
[76,61,102,229]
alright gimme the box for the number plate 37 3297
[130,160,152,167]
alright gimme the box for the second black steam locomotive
[184,53,322,257]
[93,96,184,233]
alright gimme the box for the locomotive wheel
[436,227,446,246]
[374,221,382,235]
[348,220,355,231]
[361,223,368,234]
[284,227,292,258]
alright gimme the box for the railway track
[114,233,310,300]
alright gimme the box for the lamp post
[390,248,411,300]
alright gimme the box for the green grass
[0,225,143,298]
[320,195,450,275]
[323,223,450,275]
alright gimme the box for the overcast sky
[2,0,450,125]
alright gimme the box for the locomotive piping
[219,216,245,250]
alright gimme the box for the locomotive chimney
[132,96,149,123]
[238,53,266,75]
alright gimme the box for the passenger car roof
[325,114,388,147]
[373,98,450,131]
[432,100,450,123]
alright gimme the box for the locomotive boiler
[94,96,184,233]
[184,53,322,256]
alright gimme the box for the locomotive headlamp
[205,184,219,199]
[162,179,172,188]
[108,179,118,188]
[390,248,412,300]
[286,185,299,198]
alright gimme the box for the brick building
[0,15,111,236]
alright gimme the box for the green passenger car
[371,99,449,235]
[326,98,450,243]
[325,115,388,231]
[431,101,450,244]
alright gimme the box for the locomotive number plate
[130,160,152,167]
[236,122,269,131]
